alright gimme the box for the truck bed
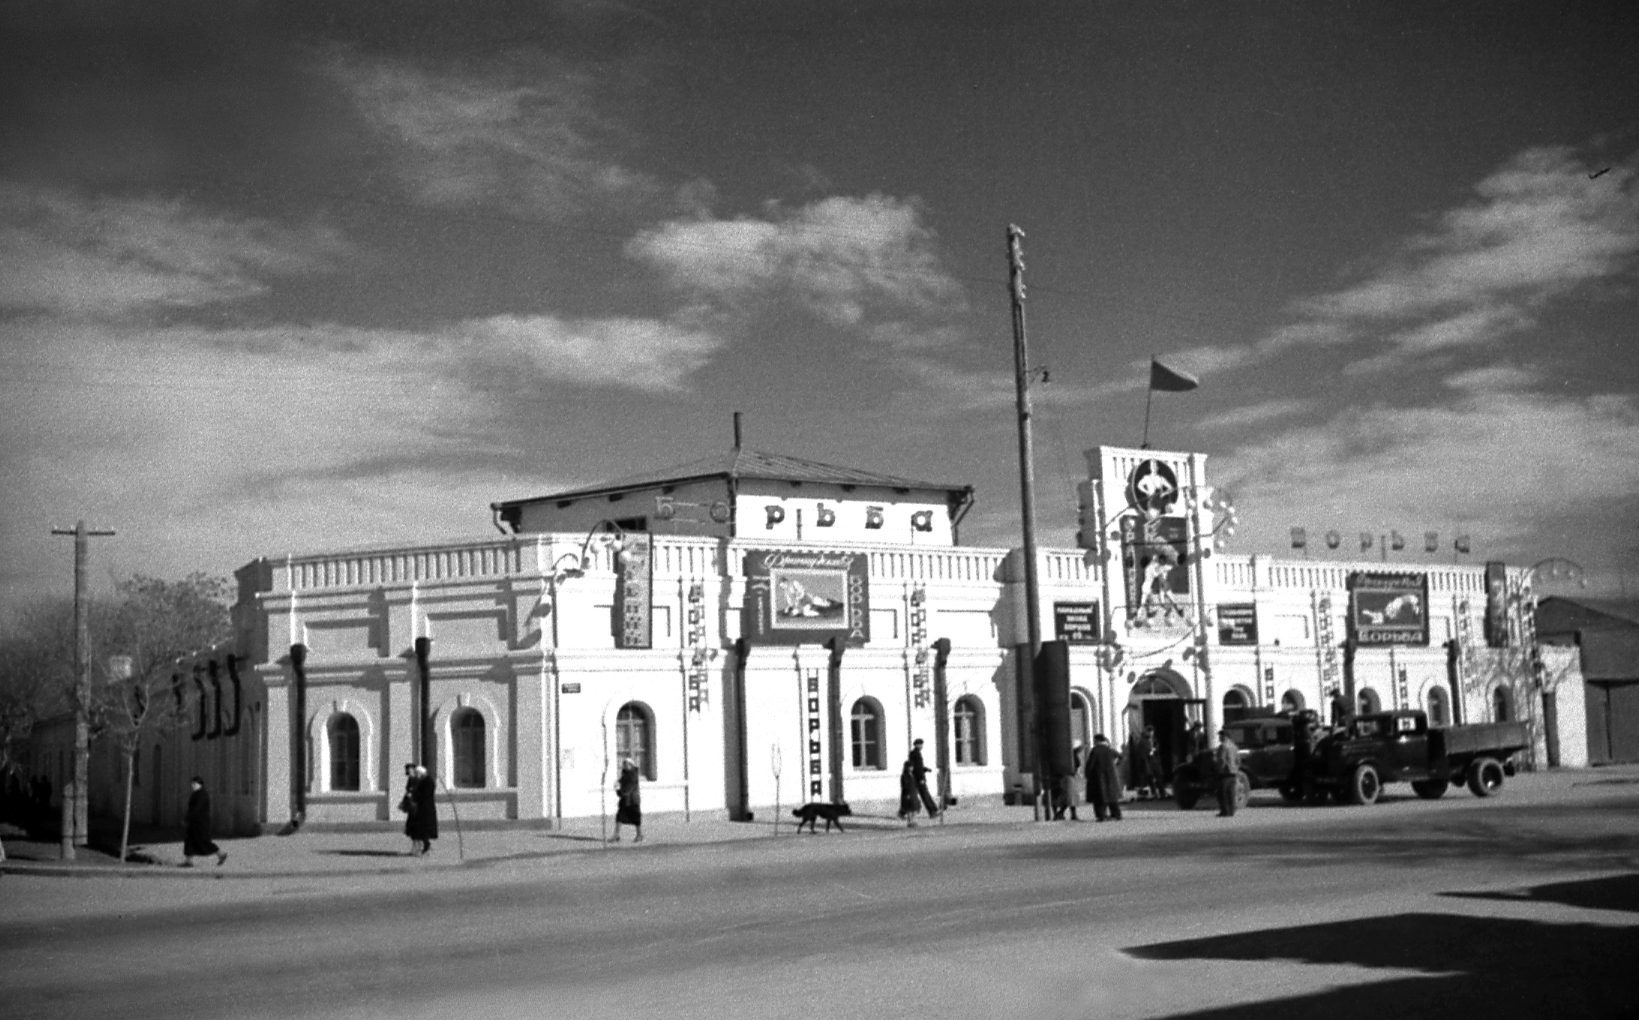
[1434,721,1530,760]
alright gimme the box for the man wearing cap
[1213,728,1241,817]
[908,738,939,819]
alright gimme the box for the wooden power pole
[50,519,115,861]
[1007,225,1045,816]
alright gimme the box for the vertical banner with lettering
[1483,560,1509,647]
[743,549,870,647]
[614,533,653,649]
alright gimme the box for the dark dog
[792,801,852,833]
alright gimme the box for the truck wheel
[1304,784,1330,806]
[1411,779,1449,800]
[1467,758,1505,797]
[1348,763,1381,805]
[1173,768,1199,810]
[1279,784,1304,803]
[1234,771,1251,811]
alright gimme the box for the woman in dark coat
[183,776,227,867]
[1085,735,1124,822]
[405,764,438,855]
[897,758,920,827]
[613,759,643,843]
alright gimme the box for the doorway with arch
[1127,670,1204,781]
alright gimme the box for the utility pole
[49,519,115,861]
[1007,225,1045,813]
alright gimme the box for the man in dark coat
[405,764,438,855]
[183,776,227,867]
[1214,729,1242,818]
[897,759,921,827]
[908,738,939,818]
[1085,734,1123,821]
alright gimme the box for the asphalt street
[3,774,1637,1020]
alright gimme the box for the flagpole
[1142,378,1155,449]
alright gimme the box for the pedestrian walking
[404,764,438,855]
[908,738,940,818]
[182,776,227,868]
[897,758,921,827]
[1085,734,1123,821]
[613,758,643,843]
[1214,728,1241,818]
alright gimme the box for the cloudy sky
[2,0,1637,618]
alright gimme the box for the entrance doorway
[1129,672,1204,778]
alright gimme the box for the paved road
[4,776,1637,1019]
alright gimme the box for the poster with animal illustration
[743,548,871,646]
[1348,571,1430,646]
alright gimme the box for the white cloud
[1260,147,1639,369]
[326,53,658,219]
[0,183,348,318]
[1194,398,1316,430]
[626,194,967,341]
[1215,377,1639,557]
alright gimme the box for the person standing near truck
[1214,729,1241,817]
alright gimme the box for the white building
[35,442,1580,835]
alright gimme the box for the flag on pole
[1149,358,1200,392]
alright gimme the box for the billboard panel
[1121,515,1191,626]
[1216,603,1259,645]
[743,548,870,646]
[1348,571,1430,646]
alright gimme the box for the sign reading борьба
[1348,571,1430,646]
[742,548,870,647]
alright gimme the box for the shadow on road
[312,849,413,858]
[1126,874,1639,1019]
[1441,871,1639,915]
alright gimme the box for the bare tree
[0,600,80,860]
[97,574,231,862]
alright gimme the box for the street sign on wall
[1217,603,1259,645]
[1054,601,1101,644]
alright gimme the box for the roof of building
[491,446,973,510]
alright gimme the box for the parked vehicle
[1307,710,1530,805]
[1171,711,1313,810]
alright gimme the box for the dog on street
[792,801,852,833]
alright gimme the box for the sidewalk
[5,763,1635,880]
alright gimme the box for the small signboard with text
[1348,571,1430,646]
[1054,601,1101,644]
[1217,603,1259,645]
[743,548,870,646]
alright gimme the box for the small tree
[0,600,81,859]
[97,574,231,862]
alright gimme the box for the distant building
[24,442,1593,837]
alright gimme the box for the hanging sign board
[1216,603,1259,645]
[743,548,870,646]
[1348,571,1430,646]
[614,532,654,649]
[1054,601,1102,644]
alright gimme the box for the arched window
[1358,688,1382,714]
[1222,688,1251,720]
[954,696,986,766]
[1427,687,1450,727]
[616,702,655,780]
[1492,686,1513,723]
[850,699,884,770]
[1280,690,1305,712]
[328,713,360,792]
[452,709,486,788]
